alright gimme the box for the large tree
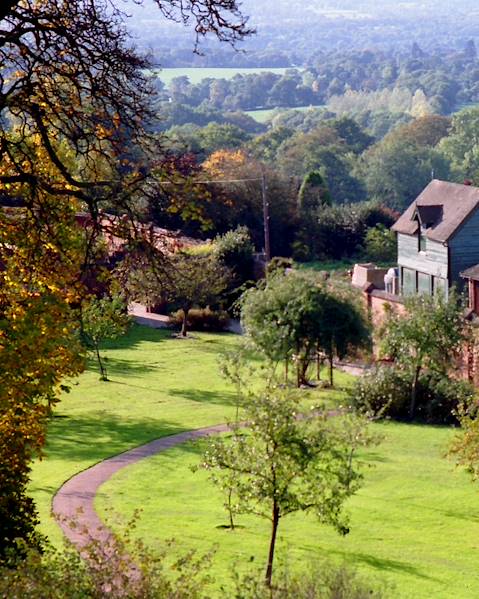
[0,1,251,217]
[0,0,250,556]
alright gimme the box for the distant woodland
[128,0,479,66]
[120,1,479,262]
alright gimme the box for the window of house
[417,272,432,295]
[402,267,416,295]
[418,232,427,252]
[433,277,447,298]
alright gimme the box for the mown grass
[96,421,479,599]
[29,324,350,546]
[30,323,479,598]
[298,259,395,276]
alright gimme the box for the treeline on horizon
[130,0,479,65]
[153,42,479,118]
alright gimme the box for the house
[391,179,479,297]
[461,265,479,315]
[351,180,479,384]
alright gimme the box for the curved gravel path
[52,423,231,549]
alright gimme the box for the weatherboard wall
[449,207,479,286]
[397,233,448,279]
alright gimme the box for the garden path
[52,423,231,549]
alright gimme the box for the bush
[169,308,230,332]
[312,202,397,260]
[350,367,474,424]
[266,256,293,278]
[362,224,396,263]
[232,563,387,599]
[215,226,255,285]
[0,516,212,599]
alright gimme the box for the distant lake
[148,67,288,86]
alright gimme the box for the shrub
[0,517,212,599]
[232,563,387,599]
[184,243,215,257]
[362,224,396,263]
[350,367,474,424]
[265,256,293,278]
[215,226,255,285]
[169,308,230,332]
[349,367,411,420]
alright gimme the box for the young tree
[240,271,370,386]
[123,252,232,337]
[380,291,466,420]
[168,253,232,337]
[450,399,479,479]
[201,386,374,587]
[81,294,131,381]
[320,288,371,386]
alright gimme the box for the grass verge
[96,420,479,598]
[29,324,350,545]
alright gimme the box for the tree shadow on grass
[99,323,171,351]
[394,500,479,524]
[325,548,440,582]
[82,355,170,390]
[44,413,191,464]
[168,387,239,407]
[89,357,160,378]
[358,450,391,464]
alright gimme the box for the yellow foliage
[202,149,248,179]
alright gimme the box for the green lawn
[147,67,287,87]
[298,259,395,274]
[29,324,349,545]
[29,324,479,598]
[96,421,479,598]
[30,325,240,544]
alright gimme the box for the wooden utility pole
[261,168,271,262]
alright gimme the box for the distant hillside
[125,0,479,66]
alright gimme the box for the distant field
[246,105,325,123]
[149,67,288,87]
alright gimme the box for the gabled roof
[392,180,479,243]
[461,264,479,281]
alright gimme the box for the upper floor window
[419,232,427,252]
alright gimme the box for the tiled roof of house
[461,264,479,281]
[391,179,479,243]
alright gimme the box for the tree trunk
[285,358,288,384]
[316,345,321,381]
[265,504,280,587]
[95,343,108,381]
[298,357,310,386]
[328,349,334,387]
[181,308,189,337]
[227,487,235,530]
[409,365,421,421]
